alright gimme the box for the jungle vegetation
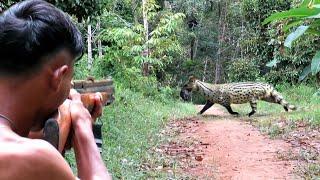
[1,0,320,178]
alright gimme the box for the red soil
[182,105,297,179]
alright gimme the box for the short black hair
[0,0,83,76]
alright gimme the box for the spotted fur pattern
[180,77,296,116]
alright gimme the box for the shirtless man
[0,0,111,179]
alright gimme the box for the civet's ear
[188,75,197,82]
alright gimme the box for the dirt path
[174,105,298,179]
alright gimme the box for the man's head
[0,0,83,76]
[180,76,198,101]
[0,0,84,131]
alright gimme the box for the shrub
[227,58,260,82]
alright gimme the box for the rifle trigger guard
[43,118,59,150]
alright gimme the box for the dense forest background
[2,0,318,90]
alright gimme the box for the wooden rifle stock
[29,78,115,154]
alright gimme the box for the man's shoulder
[0,138,74,180]
[3,137,61,160]
[23,138,60,156]
[18,138,74,176]
[0,137,54,157]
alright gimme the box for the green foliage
[262,7,320,25]
[0,0,103,21]
[178,59,204,81]
[227,58,260,82]
[299,65,312,81]
[73,55,109,80]
[100,24,145,68]
[268,124,284,138]
[242,0,291,26]
[161,0,222,84]
[281,83,320,124]
[299,163,320,179]
[172,0,211,21]
[265,31,318,84]
[0,0,16,10]
[148,13,185,65]
[264,0,320,81]
[47,0,105,20]
[97,7,185,87]
[284,25,309,48]
[311,51,320,75]
[238,0,319,84]
[265,68,299,84]
[234,0,297,84]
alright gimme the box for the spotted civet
[180,76,296,116]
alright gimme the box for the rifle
[29,78,115,154]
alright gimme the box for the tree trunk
[97,18,103,58]
[210,0,214,11]
[240,18,244,59]
[190,37,194,60]
[215,46,222,84]
[194,38,198,59]
[142,0,150,76]
[131,0,139,24]
[215,1,227,84]
[190,37,198,60]
[202,57,208,81]
[215,2,222,84]
[87,18,93,71]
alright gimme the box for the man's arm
[25,90,110,180]
[69,89,111,180]
[72,121,111,179]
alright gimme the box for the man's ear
[189,75,197,82]
[50,65,69,91]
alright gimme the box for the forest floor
[156,105,320,179]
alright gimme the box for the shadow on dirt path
[176,105,298,179]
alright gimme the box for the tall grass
[102,88,195,178]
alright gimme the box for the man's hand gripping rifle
[30,78,115,154]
